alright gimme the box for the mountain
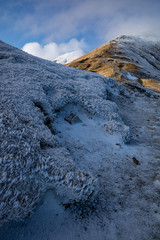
[67,35,160,93]
[54,50,86,64]
[0,40,160,240]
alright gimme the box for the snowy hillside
[54,50,86,64]
[0,40,160,240]
[116,35,160,79]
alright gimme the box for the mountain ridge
[67,35,160,92]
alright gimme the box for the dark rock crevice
[34,101,55,135]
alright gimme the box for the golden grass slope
[67,37,160,93]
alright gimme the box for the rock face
[0,40,129,225]
[67,35,160,93]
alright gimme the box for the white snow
[54,50,86,64]
[126,71,138,80]
[115,35,160,81]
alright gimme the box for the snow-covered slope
[54,50,86,64]
[0,40,160,240]
[117,35,160,79]
[67,35,160,93]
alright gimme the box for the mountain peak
[67,36,160,92]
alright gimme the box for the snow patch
[121,69,138,81]
[54,50,86,64]
[126,72,138,80]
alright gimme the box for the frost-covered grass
[0,40,129,225]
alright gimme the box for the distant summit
[54,50,86,64]
[67,35,160,92]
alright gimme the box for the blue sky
[1,0,160,60]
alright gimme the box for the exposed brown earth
[67,41,128,82]
[138,78,160,93]
[67,36,160,92]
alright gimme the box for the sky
[0,0,160,60]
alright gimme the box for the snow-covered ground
[54,50,86,64]
[0,40,160,240]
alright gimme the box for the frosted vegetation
[0,40,129,224]
[0,39,160,239]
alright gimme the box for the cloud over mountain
[22,38,87,61]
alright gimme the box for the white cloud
[22,38,87,61]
